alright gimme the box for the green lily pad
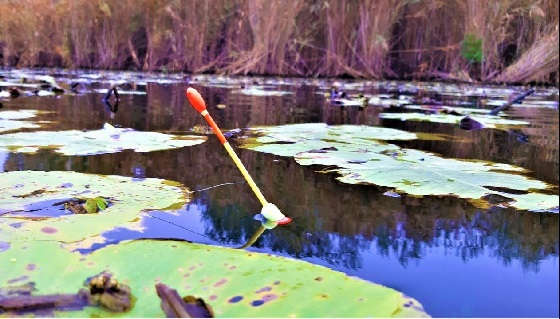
[0,240,427,317]
[240,123,558,212]
[0,123,207,155]
[0,110,47,133]
[0,119,41,133]
[0,171,190,242]
[0,110,43,120]
[379,112,529,128]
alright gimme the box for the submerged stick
[185,87,292,228]
[489,88,535,115]
[155,283,213,318]
[0,292,88,312]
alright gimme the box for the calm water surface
[1,69,558,317]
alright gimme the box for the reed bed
[0,0,557,84]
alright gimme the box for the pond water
[1,69,558,317]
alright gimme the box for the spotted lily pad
[0,240,427,317]
[379,112,529,128]
[0,123,206,155]
[0,171,190,242]
[240,123,558,212]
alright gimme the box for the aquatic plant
[240,123,558,212]
[0,123,206,155]
[0,170,428,317]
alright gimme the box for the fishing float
[185,87,292,234]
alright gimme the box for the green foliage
[0,240,427,317]
[95,197,108,210]
[461,33,484,63]
[0,123,207,155]
[241,123,558,212]
[83,197,108,214]
[379,112,529,128]
[0,109,45,133]
[84,198,99,214]
[0,171,190,243]
[0,170,428,317]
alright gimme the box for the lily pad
[0,110,43,120]
[0,120,41,133]
[0,171,190,242]
[485,99,559,109]
[368,95,414,107]
[0,110,47,133]
[240,123,558,212]
[404,105,491,115]
[379,112,529,128]
[0,240,427,317]
[233,87,292,97]
[0,123,206,155]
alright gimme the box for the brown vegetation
[0,0,558,84]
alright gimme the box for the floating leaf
[0,171,190,242]
[0,123,206,155]
[0,110,42,120]
[233,87,292,96]
[0,119,41,133]
[240,123,558,212]
[379,112,529,128]
[485,99,559,109]
[0,110,47,133]
[369,95,414,107]
[0,240,427,317]
[404,105,491,115]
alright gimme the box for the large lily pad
[0,240,427,317]
[0,123,206,155]
[0,110,46,133]
[0,171,189,242]
[240,123,558,212]
[379,112,529,128]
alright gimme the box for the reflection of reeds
[0,0,558,84]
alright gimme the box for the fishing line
[192,180,246,192]
[145,212,214,241]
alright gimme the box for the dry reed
[0,0,557,84]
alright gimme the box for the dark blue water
[1,69,558,317]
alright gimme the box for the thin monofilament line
[146,212,214,241]
[193,180,246,192]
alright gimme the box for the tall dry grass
[0,0,557,84]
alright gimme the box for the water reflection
[0,73,558,317]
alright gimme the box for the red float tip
[185,87,207,113]
[277,217,292,225]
